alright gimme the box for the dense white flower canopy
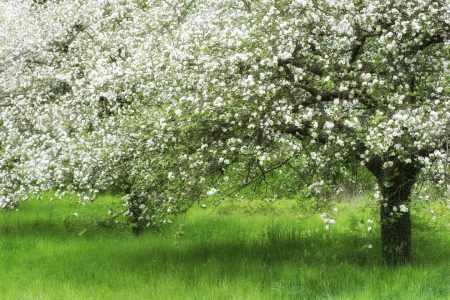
[1,0,450,230]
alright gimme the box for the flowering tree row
[1,0,450,264]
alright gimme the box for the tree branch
[414,34,447,51]
[349,36,367,64]
[241,0,251,13]
[281,58,323,76]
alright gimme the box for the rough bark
[366,158,420,265]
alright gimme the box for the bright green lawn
[1,193,450,299]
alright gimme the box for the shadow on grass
[3,211,448,269]
[3,211,450,300]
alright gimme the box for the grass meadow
[1,192,450,299]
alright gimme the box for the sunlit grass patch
[1,193,450,299]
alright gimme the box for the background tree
[1,0,450,265]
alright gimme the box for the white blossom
[207,188,218,196]
[399,205,408,213]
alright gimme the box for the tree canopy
[1,0,450,264]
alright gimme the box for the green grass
[1,193,450,299]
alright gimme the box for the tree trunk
[380,189,413,265]
[366,158,420,265]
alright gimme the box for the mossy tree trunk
[365,158,420,265]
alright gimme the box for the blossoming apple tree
[1,0,450,264]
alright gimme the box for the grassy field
[1,193,450,299]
